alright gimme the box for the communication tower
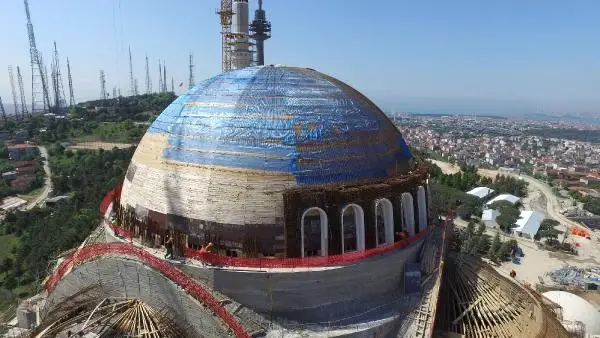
[51,41,67,114]
[0,97,6,121]
[24,0,51,113]
[99,70,107,103]
[145,54,152,94]
[66,58,76,107]
[17,66,30,118]
[8,66,20,120]
[158,61,163,94]
[128,46,135,96]
[249,0,271,66]
[188,53,195,89]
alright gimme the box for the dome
[543,291,600,335]
[147,66,411,184]
[119,66,412,247]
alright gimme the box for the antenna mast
[128,46,135,96]
[24,0,51,113]
[17,66,30,118]
[8,66,20,120]
[0,97,7,121]
[99,70,107,103]
[188,53,195,89]
[145,54,152,94]
[51,41,67,114]
[66,58,75,107]
[158,61,163,94]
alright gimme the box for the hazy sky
[0,0,599,115]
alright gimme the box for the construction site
[0,1,593,338]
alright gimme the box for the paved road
[23,146,52,210]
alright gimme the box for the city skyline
[0,0,599,115]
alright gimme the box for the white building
[482,209,500,228]
[512,210,544,239]
[466,187,495,200]
[486,194,520,206]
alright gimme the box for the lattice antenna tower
[188,53,195,89]
[8,66,20,120]
[158,61,163,94]
[217,0,234,71]
[0,97,6,121]
[66,58,75,107]
[134,78,139,96]
[16,66,30,118]
[128,45,135,96]
[145,54,152,94]
[24,0,51,113]
[113,87,117,100]
[99,70,107,102]
[51,41,67,113]
[163,63,167,93]
[171,77,174,92]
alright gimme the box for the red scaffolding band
[44,242,250,338]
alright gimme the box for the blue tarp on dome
[147,66,412,185]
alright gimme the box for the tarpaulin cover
[147,66,412,185]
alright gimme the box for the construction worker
[164,235,174,259]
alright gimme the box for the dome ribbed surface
[147,66,411,185]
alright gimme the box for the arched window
[341,204,365,253]
[374,198,394,246]
[301,207,328,258]
[401,193,415,236]
[417,186,428,231]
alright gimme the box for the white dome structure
[543,291,600,336]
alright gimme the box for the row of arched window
[300,185,429,258]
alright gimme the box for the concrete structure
[512,210,544,239]
[482,208,500,228]
[466,186,495,199]
[543,291,600,337]
[231,0,252,69]
[486,193,520,206]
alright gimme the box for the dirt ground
[68,142,135,150]
[428,159,461,174]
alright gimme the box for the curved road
[23,146,52,210]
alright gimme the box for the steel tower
[51,41,67,114]
[17,66,30,118]
[250,0,271,66]
[67,58,76,107]
[188,53,195,89]
[24,0,51,114]
[8,66,20,120]
[99,70,107,102]
[0,97,6,121]
[145,54,152,94]
[158,61,163,94]
[128,46,135,96]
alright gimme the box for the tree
[488,233,502,262]
[489,201,520,233]
[498,239,518,261]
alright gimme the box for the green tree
[488,233,502,262]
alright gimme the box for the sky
[0,0,599,116]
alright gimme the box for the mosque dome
[119,66,414,253]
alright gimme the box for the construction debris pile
[548,266,600,289]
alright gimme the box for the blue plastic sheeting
[147,66,412,185]
[404,262,422,294]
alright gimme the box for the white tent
[466,187,495,199]
[486,194,520,206]
[512,210,544,239]
[482,209,500,228]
